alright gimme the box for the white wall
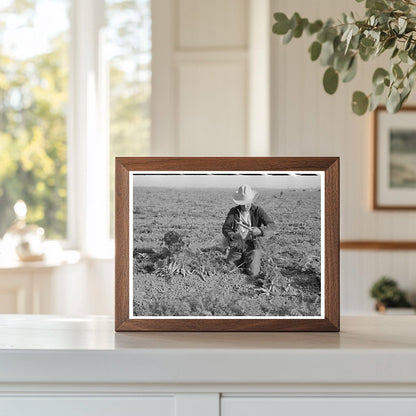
[152,0,272,156]
[271,0,416,313]
[41,0,416,316]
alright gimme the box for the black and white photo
[129,171,324,319]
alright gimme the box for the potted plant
[369,276,413,312]
[272,0,416,115]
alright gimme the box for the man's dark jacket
[222,204,276,249]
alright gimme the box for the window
[0,0,151,253]
[106,0,151,237]
[0,0,70,239]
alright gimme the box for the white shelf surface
[0,315,415,386]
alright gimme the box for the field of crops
[132,186,321,317]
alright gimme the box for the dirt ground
[132,187,321,317]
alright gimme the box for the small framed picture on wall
[374,106,416,209]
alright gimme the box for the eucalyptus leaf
[352,91,369,115]
[272,3,416,115]
[335,51,354,72]
[408,71,416,88]
[409,45,416,60]
[282,29,294,44]
[293,18,308,38]
[309,41,322,61]
[360,37,375,48]
[391,47,399,59]
[317,30,328,43]
[369,92,383,111]
[323,67,339,94]
[398,17,407,34]
[383,37,396,50]
[273,13,290,35]
[393,63,404,79]
[307,20,323,35]
[366,0,388,10]
[399,49,408,63]
[405,33,413,50]
[320,40,335,66]
[386,87,401,112]
[372,67,389,85]
[359,44,375,61]
[373,82,385,96]
[342,56,358,82]
[393,0,409,11]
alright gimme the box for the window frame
[67,0,111,257]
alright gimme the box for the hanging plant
[272,0,416,115]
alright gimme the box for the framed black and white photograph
[374,106,416,209]
[115,157,339,331]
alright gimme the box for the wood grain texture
[115,160,130,330]
[115,157,340,332]
[341,241,416,250]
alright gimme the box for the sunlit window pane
[0,0,70,239]
[106,0,151,237]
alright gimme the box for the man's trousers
[226,247,262,278]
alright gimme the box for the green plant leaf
[273,13,290,34]
[342,56,358,82]
[383,37,396,50]
[398,16,407,34]
[323,67,339,94]
[293,17,309,38]
[374,82,385,95]
[399,49,408,63]
[405,33,413,50]
[309,41,322,61]
[320,40,335,66]
[369,92,383,111]
[391,47,399,59]
[334,52,351,72]
[393,63,404,79]
[386,87,401,112]
[366,0,388,10]
[352,91,369,115]
[360,37,375,48]
[400,87,411,106]
[393,0,410,11]
[307,20,323,35]
[372,67,389,86]
[282,29,293,44]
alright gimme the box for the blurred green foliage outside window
[107,0,151,237]
[0,0,151,241]
[0,0,69,239]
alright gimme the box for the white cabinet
[1,397,175,416]
[222,398,416,416]
[0,316,416,416]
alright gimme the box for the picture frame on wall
[374,106,416,210]
[115,157,339,332]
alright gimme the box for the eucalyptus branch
[272,0,416,115]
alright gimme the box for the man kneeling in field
[222,185,276,279]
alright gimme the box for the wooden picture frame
[373,106,416,210]
[115,157,339,332]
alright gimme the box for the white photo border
[129,170,325,319]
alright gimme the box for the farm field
[132,186,321,317]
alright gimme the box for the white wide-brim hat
[233,184,258,205]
